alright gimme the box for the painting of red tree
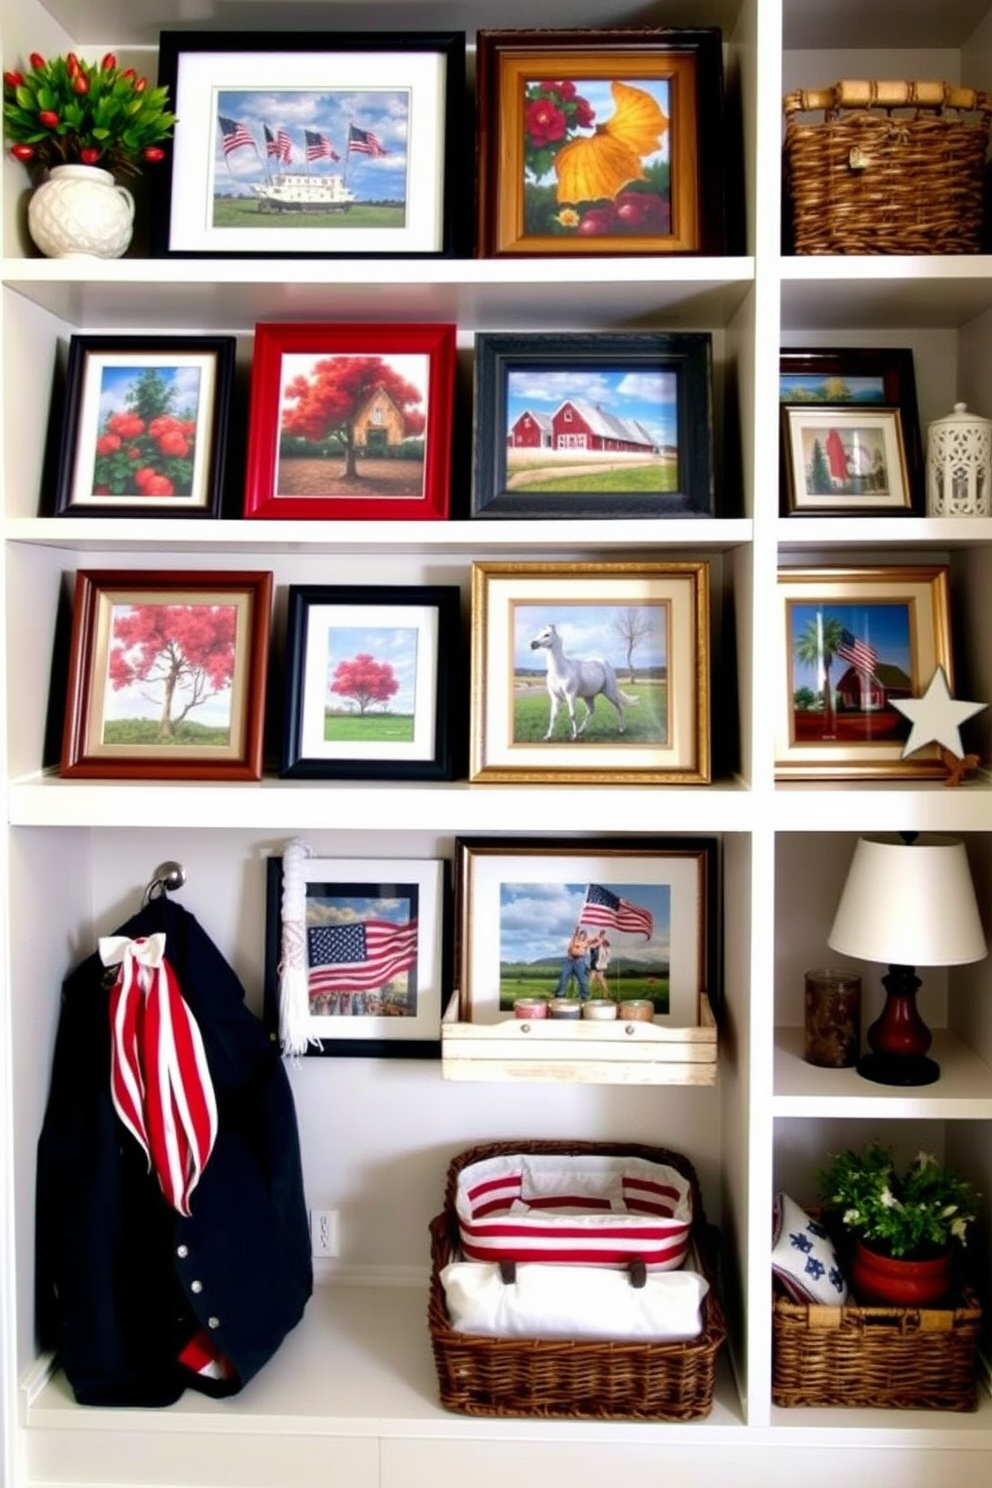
[330,652,400,715]
[278,351,428,497]
[106,601,238,744]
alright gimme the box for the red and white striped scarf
[101,933,218,1216]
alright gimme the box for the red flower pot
[851,1237,954,1307]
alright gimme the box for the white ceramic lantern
[926,401,992,516]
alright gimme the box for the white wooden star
[891,666,987,759]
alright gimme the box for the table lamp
[827,833,987,1086]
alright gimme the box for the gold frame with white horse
[469,559,710,784]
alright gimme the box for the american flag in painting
[837,627,878,675]
[305,129,340,162]
[348,123,387,158]
[264,124,293,163]
[307,919,417,995]
[218,115,256,156]
[580,883,653,939]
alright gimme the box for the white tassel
[278,838,317,1058]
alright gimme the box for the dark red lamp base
[857,963,940,1087]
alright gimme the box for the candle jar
[803,968,861,1068]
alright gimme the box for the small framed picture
[781,406,913,515]
[776,565,953,779]
[453,836,716,1025]
[470,559,710,785]
[243,322,456,521]
[53,336,235,518]
[778,347,924,515]
[154,30,465,257]
[476,28,726,257]
[279,584,461,780]
[263,853,449,1057]
[472,331,715,519]
[60,570,272,780]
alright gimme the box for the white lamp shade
[827,834,987,967]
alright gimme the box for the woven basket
[427,1139,727,1421]
[772,1285,983,1410]
[783,80,992,254]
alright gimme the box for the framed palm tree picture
[775,566,953,780]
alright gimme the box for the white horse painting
[529,623,639,740]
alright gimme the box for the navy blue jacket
[36,896,313,1406]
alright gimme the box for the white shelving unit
[2,1,992,1485]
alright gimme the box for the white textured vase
[27,164,135,259]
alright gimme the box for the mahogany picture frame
[60,569,272,781]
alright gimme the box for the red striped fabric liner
[106,934,218,1217]
[455,1155,693,1271]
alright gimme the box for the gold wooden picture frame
[470,559,710,785]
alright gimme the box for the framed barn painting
[153,31,466,257]
[453,836,716,1026]
[53,335,235,519]
[775,565,953,780]
[472,330,714,518]
[279,584,461,780]
[60,570,271,780]
[470,559,711,785]
[778,346,924,515]
[781,406,913,515]
[243,322,456,521]
[263,852,449,1057]
[475,28,726,257]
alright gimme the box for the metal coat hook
[142,860,187,907]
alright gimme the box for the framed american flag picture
[264,851,450,1057]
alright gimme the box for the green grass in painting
[512,678,668,744]
[102,718,230,747]
[324,712,415,743]
[212,199,405,231]
[510,464,678,494]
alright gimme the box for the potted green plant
[819,1142,979,1306]
[3,51,176,258]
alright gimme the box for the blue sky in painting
[790,601,912,689]
[499,880,671,965]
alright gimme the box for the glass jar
[803,968,861,1068]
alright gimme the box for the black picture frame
[472,331,715,519]
[279,584,460,780]
[263,853,450,1058]
[778,347,925,516]
[53,335,234,519]
[153,30,467,258]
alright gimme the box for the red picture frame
[60,569,272,781]
[243,322,456,520]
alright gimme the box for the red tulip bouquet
[3,51,175,180]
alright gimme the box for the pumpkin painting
[555,82,668,205]
[521,76,672,241]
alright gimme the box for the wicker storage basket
[772,1285,983,1410]
[428,1139,727,1421]
[783,80,992,254]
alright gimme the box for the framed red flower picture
[243,322,456,521]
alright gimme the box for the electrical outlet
[310,1208,340,1258]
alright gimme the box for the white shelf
[2,256,755,332]
[773,1027,992,1116]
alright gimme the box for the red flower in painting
[525,97,567,149]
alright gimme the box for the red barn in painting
[508,410,553,448]
[549,400,656,453]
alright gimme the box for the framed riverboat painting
[775,565,953,779]
[469,559,711,785]
[475,28,726,257]
[243,322,456,521]
[153,31,466,257]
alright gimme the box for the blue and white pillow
[772,1192,848,1305]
